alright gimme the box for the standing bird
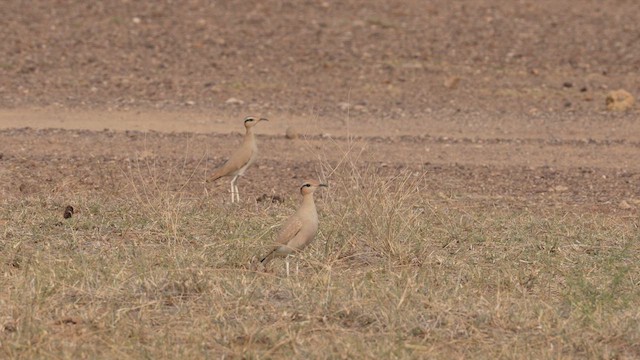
[207,116,267,203]
[259,180,328,275]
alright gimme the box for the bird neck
[242,127,256,146]
[301,193,316,208]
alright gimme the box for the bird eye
[302,184,311,188]
[244,118,254,123]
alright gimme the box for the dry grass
[1,151,640,359]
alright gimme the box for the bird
[207,116,267,203]
[259,179,328,276]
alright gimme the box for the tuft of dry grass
[1,147,640,359]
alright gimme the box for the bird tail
[260,248,278,265]
[207,169,224,183]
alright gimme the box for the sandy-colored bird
[259,179,328,275]
[207,116,267,202]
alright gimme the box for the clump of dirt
[606,89,635,111]
[285,126,299,140]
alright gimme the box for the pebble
[225,97,244,105]
[618,200,632,210]
[444,76,461,89]
[606,89,634,111]
[285,126,299,139]
[337,102,350,111]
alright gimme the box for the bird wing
[208,143,252,181]
[275,215,303,246]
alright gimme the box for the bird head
[243,116,268,128]
[300,179,328,195]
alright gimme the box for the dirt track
[2,124,639,214]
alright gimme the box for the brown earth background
[2,1,640,358]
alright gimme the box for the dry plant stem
[1,131,639,359]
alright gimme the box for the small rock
[444,76,460,89]
[562,82,573,88]
[618,200,632,210]
[137,150,154,160]
[606,89,634,111]
[337,102,350,111]
[54,318,78,325]
[352,104,367,112]
[285,126,299,140]
[552,185,569,192]
[225,97,244,105]
[185,100,195,106]
[256,194,284,204]
[63,205,74,219]
[4,323,16,333]
[132,17,141,24]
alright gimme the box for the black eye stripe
[301,183,312,188]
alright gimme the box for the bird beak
[319,183,328,187]
[259,118,268,122]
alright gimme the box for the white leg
[234,183,240,202]
[296,260,299,275]
[229,178,235,203]
[285,256,290,277]
[230,175,239,203]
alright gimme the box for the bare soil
[2,1,640,358]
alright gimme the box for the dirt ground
[2,2,640,358]
[1,0,640,212]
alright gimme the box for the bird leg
[230,175,240,203]
[234,173,244,202]
[285,256,290,277]
[229,178,235,203]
